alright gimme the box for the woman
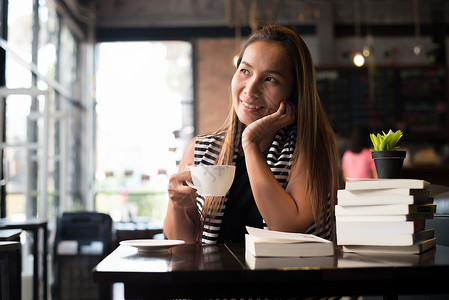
[164,25,343,244]
[341,125,377,180]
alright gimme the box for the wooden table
[0,219,48,300]
[0,241,21,300]
[93,243,449,299]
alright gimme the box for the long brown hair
[201,25,343,239]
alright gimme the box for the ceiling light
[353,52,365,67]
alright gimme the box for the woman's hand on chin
[242,101,296,152]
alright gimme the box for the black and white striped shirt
[194,126,331,244]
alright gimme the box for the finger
[168,183,195,202]
[277,102,296,127]
[273,101,285,117]
[169,173,192,192]
[278,101,286,114]
[175,170,193,182]
[275,101,291,120]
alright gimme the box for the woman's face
[231,41,294,127]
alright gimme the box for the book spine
[409,204,436,214]
[413,228,434,242]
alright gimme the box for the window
[3,0,34,219]
[2,0,81,220]
[95,41,194,224]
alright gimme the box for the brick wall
[196,38,238,135]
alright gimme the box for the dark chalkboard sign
[316,66,448,141]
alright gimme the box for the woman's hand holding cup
[168,165,197,208]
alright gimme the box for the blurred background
[0,0,448,299]
[2,0,448,226]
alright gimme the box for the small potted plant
[370,129,406,178]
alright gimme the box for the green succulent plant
[370,129,403,151]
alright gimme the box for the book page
[246,226,331,243]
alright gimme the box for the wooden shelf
[316,65,449,142]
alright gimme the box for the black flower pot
[371,150,406,179]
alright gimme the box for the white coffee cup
[186,165,236,197]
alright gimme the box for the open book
[245,226,334,257]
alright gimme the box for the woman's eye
[240,69,250,75]
[265,76,277,83]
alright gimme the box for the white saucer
[120,239,185,252]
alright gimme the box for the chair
[0,241,21,300]
[52,211,113,300]
[427,185,449,246]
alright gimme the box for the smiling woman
[95,41,194,223]
[164,25,343,245]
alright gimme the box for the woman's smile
[241,100,264,110]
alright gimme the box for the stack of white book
[336,178,437,254]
